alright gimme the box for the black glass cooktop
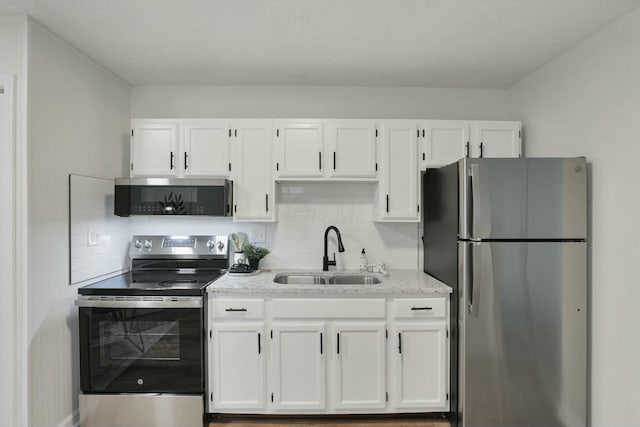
[78,269,226,296]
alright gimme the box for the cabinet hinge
[271,393,274,403]
[131,129,134,137]
[385,392,389,402]
[228,163,231,172]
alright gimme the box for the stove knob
[134,240,143,249]
[143,239,152,249]
[206,240,215,249]
[217,241,225,251]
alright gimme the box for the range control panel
[129,235,229,259]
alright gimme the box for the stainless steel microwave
[114,178,232,217]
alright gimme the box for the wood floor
[208,416,452,427]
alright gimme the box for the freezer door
[459,241,586,427]
[459,157,587,240]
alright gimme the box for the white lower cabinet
[332,322,386,410]
[207,295,449,415]
[209,323,265,411]
[390,323,448,410]
[271,323,326,411]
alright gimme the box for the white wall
[508,7,640,427]
[131,85,513,270]
[0,16,28,427]
[27,22,130,427]
[132,84,515,120]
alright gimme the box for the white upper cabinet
[131,119,231,178]
[130,121,178,177]
[471,121,522,158]
[182,119,231,177]
[276,120,325,178]
[420,120,470,168]
[231,120,276,222]
[327,120,377,178]
[376,120,419,222]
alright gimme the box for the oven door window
[79,307,203,393]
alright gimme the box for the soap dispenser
[359,248,368,272]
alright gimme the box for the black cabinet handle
[170,152,174,169]
[398,332,402,354]
[480,142,484,158]
[333,151,336,170]
[184,152,188,170]
[320,332,323,354]
[337,332,340,354]
[411,306,433,311]
[465,142,470,158]
[265,194,269,213]
[319,152,322,170]
[386,194,389,213]
[224,308,247,312]
[258,333,261,354]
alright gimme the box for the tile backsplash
[131,183,420,270]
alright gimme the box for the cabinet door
[332,322,386,410]
[271,323,326,411]
[378,120,419,221]
[209,323,265,411]
[471,121,521,158]
[327,120,377,178]
[390,323,448,410]
[276,121,324,178]
[182,120,230,177]
[421,120,469,168]
[232,120,275,221]
[130,122,178,176]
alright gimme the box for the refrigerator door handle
[470,243,482,317]
[470,163,480,238]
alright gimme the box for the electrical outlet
[251,228,266,244]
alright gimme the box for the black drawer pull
[258,333,261,354]
[411,306,433,311]
[398,332,402,354]
[225,308,247,312]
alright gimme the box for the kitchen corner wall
[508,7,640,427]
[130,84,516,270]
[27,22,131,427]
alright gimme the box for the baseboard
[57,409,79,427]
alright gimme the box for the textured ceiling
[1,0,639,88]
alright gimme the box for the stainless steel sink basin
[273,273,381,285]
[273,274,327,284]
[328,275,381,285]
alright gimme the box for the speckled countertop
[206,270,452,295]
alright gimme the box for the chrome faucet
[323,225,345,271]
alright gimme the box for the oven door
[78,298,203,393]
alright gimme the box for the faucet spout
[323,225,345,271]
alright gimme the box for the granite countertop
[206,269,452,295]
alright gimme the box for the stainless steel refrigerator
[423,157,587,427]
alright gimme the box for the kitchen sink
[273,274,327,284]
[273,273,381,285]
[328,275,381,285]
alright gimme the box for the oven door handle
[75,297,202,309]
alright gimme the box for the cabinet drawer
[392,298,447,319]
[209,298,264,319]
[272,299,385,319]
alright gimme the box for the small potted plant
[243,243,270,271]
